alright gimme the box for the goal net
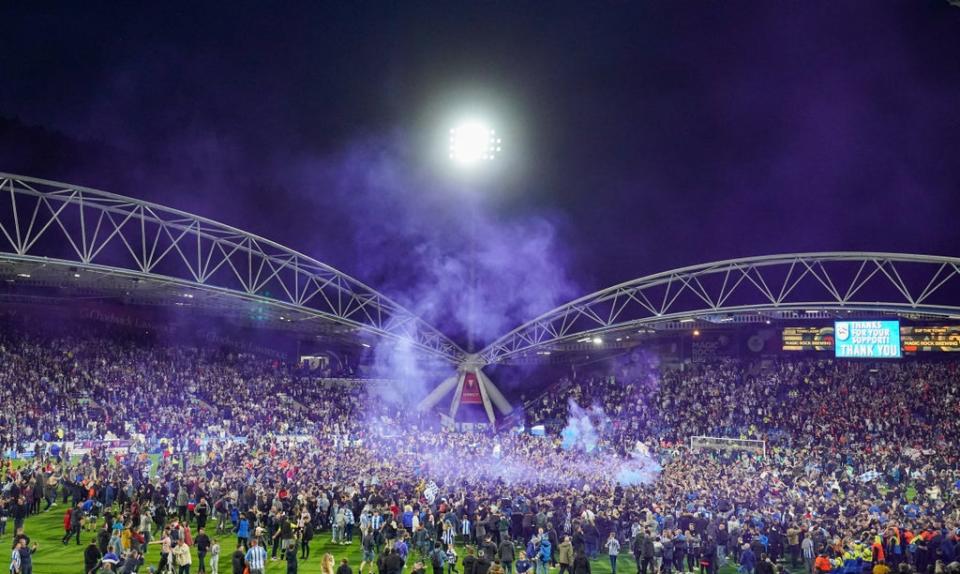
[689,435,766,457]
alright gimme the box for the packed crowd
[1,327,959,574]
[0,332,407,454]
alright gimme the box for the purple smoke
[293,135,578,348]
[559,397,662,486]
[560,398,609,452]
[279,135,579,400]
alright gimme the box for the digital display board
[784,323,959,354]
[782,326,834,351]
[834,320,901,358]
[901,325,960,352]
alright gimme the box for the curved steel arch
[0,173,465,362]
[478,252,960,364]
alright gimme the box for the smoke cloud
[296,135,577,347]
[559,398,661,486]
[281,135,579,400]
[560,398,609,452]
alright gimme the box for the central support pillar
[417,354,512,425]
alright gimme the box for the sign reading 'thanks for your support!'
[834,320,902,359]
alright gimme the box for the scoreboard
[834,320,901,358]
[782,323,958,354]
[782,326,834,351]
[901,325,960,352]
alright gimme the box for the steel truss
[0,173,465,362]
[2,174,958,370]
[479,253,960,364]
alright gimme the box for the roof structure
[0,173,466,362]
[477,253,960,364]
[1,174,959,369]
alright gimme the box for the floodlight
[449,120,500,167]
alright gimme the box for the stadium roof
[1,173,958,366]
[0,173,465,362]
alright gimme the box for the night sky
[2,2,960,345]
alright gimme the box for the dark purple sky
[2,1,960,345]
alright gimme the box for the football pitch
[9,506,756,574]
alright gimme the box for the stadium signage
[834,320,901,358]
[783,324,960,353]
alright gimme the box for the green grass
[16,506,354,573]
[11,507,764,574]
[6,462,797,574]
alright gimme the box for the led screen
[834,320,901,358]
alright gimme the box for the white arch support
[0,173,465,363]
[478,252,960,364]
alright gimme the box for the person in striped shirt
[9,541,21,574]
[442,522,455,548]
[245,538,268,574]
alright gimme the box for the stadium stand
[2,321,959,574]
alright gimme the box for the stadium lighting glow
[592,337,603,345]
[693,329,701,336]
[679,318,695,324]
[449,120,501,167]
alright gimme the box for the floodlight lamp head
[449,120,501,168]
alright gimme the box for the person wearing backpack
[498,535,515,574]
[475,549,492,574]
[462,547,478,574]
[231,544,246,574]
[431,542,447,574]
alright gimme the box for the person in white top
[172,539,192,574]
[210,539,221,574]
[605,532,621,574]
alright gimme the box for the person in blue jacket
[236,514,250,548]
[536,537,552,574]
[740,544,756,574]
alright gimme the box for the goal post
[689,435,766,457]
